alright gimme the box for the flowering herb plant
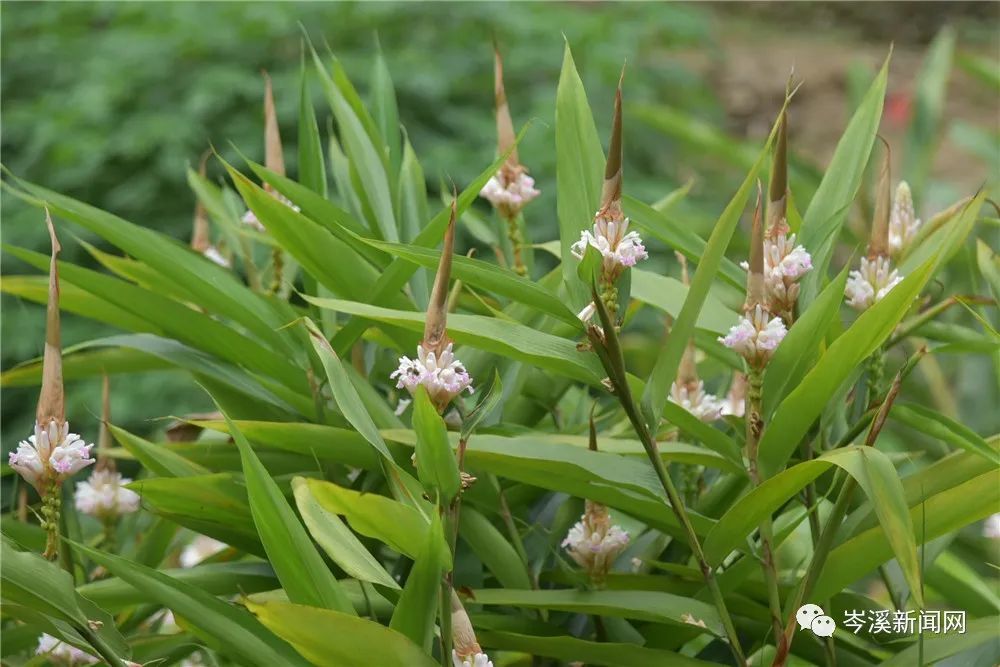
[2,28,998,667]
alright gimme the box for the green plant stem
[607,366,744,662]
[41,479,61,561]
[746,369,785,649]
[80,624,127,667]
[885,294,994,349]
[503,211,527,277]
[587,294,746,666]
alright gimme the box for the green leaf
[762,264,851,418]
[110,425,209,477]
[798,52,890,305]
[398,136,430,306]
[630,268,737,334]
[303,478,433,560]
[247,598,437,667]
[881,616,1000,667]
[471,588,723,637]
[78,562,278,611]
[459,507,532,590]
[389,512,445,651]
[642,126,775,426]
[1,348,171,388]
[73,543,310,667]
[327,145,515,354]
[460,370,503,441]
[759,257,937,477]
[225,162,393,305]
[976,237,1000,303]
[298,54,327,197]
[6,176,295,354]
[813,469,998,601]
[704,446,923,606]
[3,244,307,394]
[67,333,307,417]
[307,297,604,385]
[221,406,356,614]
[193,419,381,471]
[660,400,742,465]
[292,477,399,590]
[624,196,745,289]
[555,40,604,306]
[127,474,262,556]
[891,402,1000,466]
[371,41,401,185]
[312,48,397,242]
[412,386,461,503]
[904,27,955,199]
[477,627,716,667]
[354,235,581,327]
[304,318,394,462]
[0,274,157,335]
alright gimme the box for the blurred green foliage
[2,2,722,444]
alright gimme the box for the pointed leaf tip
[869,136,892,258]
[600,73,624,213]
[262,70,286,181]
[38,209,64,426]
[423,198,456,353]
[746,181,766,310]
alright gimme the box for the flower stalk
[480,45,539,276]
[586,285,746,665]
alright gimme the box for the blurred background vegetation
[3,2,997,449]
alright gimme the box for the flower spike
[38,211,64,428]
[392,198,474,412]
[262,69,286,183]
[599,65,626,219]
[845,138,903,311]
[746,181,767,310]
[767,108,789,238]
[190,151,230,267]
[493,42,518,173]
[424,197,457,356]
[868,136,892,260]
[670,254,724,422]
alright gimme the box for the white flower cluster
[720,304,787,367]
[179,535,228,568]
[562,501,630,581]
[669,380,724,422]
[982,513,1000,539]
[453,651,494,667]
[202,245,230,268]
[844,256,903,311]
[241,193,300,232]
[9,420,95,491]
[391,343,474,411]
[571,213,648,278]
[75,469,141,520]
[36,634,98,666]
[888,181,921,258]
[479,170,539,217]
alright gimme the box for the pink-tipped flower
[480,170,539,217]
[669,380,724,422]
[888,181,921,258]
[562,500,630,584]
[740,233,813,319]
[75,469,140,520]
[845,256,903,311]
[10,420,94,492]
[36,634,98,666]
[983,513,1000,539]
[572,214,648,277]
[391,343,474,412]
[720,304,787,367]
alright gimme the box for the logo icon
[797,604,836,637]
